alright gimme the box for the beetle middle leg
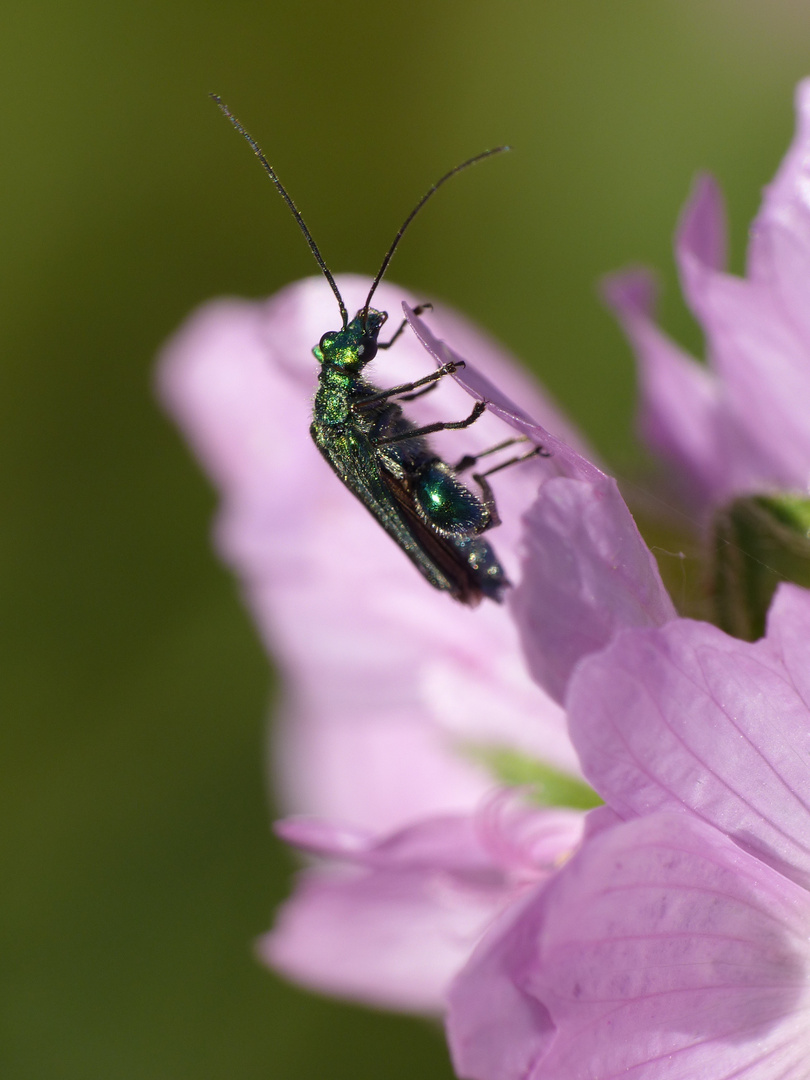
[375,401,487,446]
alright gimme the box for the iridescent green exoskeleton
[212,95,514,605]
[310,307,508,603]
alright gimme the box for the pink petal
[260,863,503,1013]
[475,791,586,876]
[602,268,727,510]
[450,813,810,1080]
[277,796,585,881]
[567,598,810,888]
[748,78,810,344]
[677,172,728,277]
[276,813,498,876]
[676,171,810,493]
[512,476,676,703]
[675,173,729,319]
[265,803,584,1013]
[158,277,579,831]
[763,582,810,707]
[274,816,376,858]
[447,886,557,1080]
[404,303,675,703]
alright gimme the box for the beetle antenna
[361,146,510,326]
[211,94,349,328]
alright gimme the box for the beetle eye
[360,336,378,362]
[319,332,336,353]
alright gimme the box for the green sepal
[709,493,810,641]
[463,743,602,809]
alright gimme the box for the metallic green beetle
[213,95,511,604]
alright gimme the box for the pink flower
[159,275,673,1010]
[604,79,810,515]
[448,584,810,1080]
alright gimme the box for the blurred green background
[2,2,808,1077]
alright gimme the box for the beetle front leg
[376,303,433,350]
[353,359,465,411]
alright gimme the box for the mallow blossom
[449,583,810,1080]
[442,81,810,1079]
[159,275,673,1011]
[161,78,810,1077]
[604,78,810,516]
